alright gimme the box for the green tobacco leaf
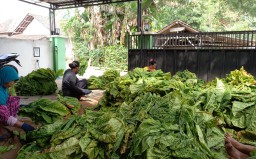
[232,101,255,116]
[28,120,64,139]
[0,145,16,153]
[231,101,255,128]
[246,107,256,131]
[41,112,52,123]
[39,100,69,116]
[48,137,80,158]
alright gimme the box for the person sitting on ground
[0,65,35,138]
[144,58,157,72]
[62,61,91,100]
[224,133,256,159]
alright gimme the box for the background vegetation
[59,0,256,73]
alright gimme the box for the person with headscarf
[0,65,35,137]
[144,58,157,72]
[62,61,91,99]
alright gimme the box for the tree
[60,0,256,72]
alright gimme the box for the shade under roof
[19,0,136,9]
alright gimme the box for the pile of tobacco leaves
[16,67,256,159]
[15,68,57,96]
[87,69,120,90]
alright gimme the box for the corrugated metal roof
[20,0,136,9]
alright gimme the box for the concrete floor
[19,94,58,105]
[19,90,104,105]
[18,78,62,105]
[18,77,104,105]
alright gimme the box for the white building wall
[0,38,53,76]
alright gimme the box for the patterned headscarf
[0,66,19,105]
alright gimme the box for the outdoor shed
[128,20,256,81]
[157,20,199,34]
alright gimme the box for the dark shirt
[62,69,84,98]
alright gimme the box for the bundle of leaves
[18,96,80,125]
[87,69,120,90]
[15,68,57,96]
[225,66,256,87]
[200,79,256,131]
[19,98,69,125]
[16,67,256,159]
[57,95,81,114]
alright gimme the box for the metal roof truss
[19,0,136,10]
[19,0,142,35]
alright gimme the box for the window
[33,47,40,57]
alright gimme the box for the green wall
[51,37,66,72]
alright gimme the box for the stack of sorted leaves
[15,68,57,96]
[57,94,81,114]
[19,95,81,125]
[15,67,256,159]
[87,69,120,90]
[19,98,69,125]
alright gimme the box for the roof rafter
[6,14,34,36]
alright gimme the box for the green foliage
[229,0,256,17]
[90,45,128,70]
[77,56,88,76]
[150,0,256,32]
[89,47,104,65]
[56,69,64,77]
[60,0,256,73]
[103,45,127,70]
